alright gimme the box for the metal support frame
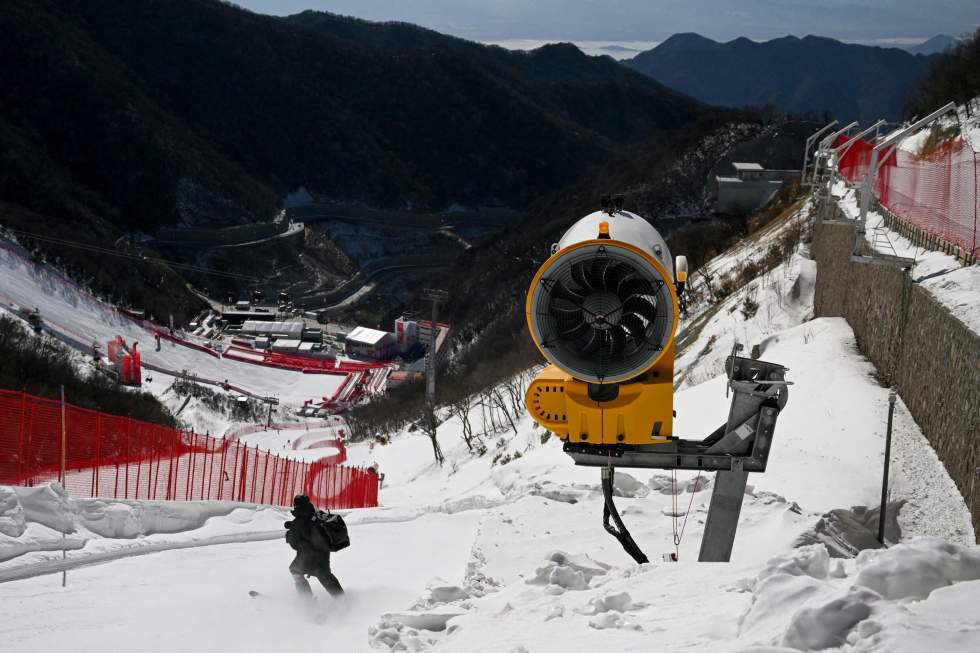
[567,355,790,562]
[802,120,838,185]
[819,121,858,149]
[835,119,886,161]
[699,461,749,562]
[857,102,956,234]
[812,121,859,185]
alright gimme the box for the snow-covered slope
[0,237,345,408]
[1,201,977,651]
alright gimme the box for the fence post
[268,455,276,506]
[187,432,197,501]
[134,422,143,500]
[217,438,229,501]
[230,444,240,503]
[18,392,26,483]
[93,413,102,496]
[206,436,215,501]
[277,458,286,506]
[261,450,270,505]
[166,428,178,501]
[199,434,209,500]
[250,445,260,503]
[239,446,249,502]
[153,433,162,501]
[124,418,132,500]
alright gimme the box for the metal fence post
[878,391,897,544]
[18,392,26,483]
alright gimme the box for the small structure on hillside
[716,162,800,215]
[344,326,396,360]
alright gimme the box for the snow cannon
[524,198,791,563]
[525,204,684,444]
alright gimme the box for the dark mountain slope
[0,1,278,233]
[625,33,937,124]
[0,0,707,322]
[3,0,706,232]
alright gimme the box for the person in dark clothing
[284,495,344,598]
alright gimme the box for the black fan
[535,247,672,383]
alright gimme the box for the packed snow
[0,237,345,407]
[2,202,977,651]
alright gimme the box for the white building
[344,326,397,360]
[394,316,420,352]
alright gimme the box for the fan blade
[580,328,601,354]
[558,319,588,340]
[551,298,581,319]
[623,296,658,324]
[571,262,593,292]
[603,263,632,293]
[619,313,647,340]
[618,277,654,299]
[606,326,626,358]
[590,258,611,289]
[552,279,585,303]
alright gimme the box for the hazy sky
[233,0,978,43]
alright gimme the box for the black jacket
[285,508,331,576]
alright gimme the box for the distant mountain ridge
[907,35,959,56]
[624,33,938,123]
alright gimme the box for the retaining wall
[812,215,980,540]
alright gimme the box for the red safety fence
[0,389,378,509]
[837,134,979,256]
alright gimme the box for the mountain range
[0,0,706,240]
[624,33,938,123]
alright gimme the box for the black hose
[601,467,649,564]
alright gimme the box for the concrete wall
[812,216,980,539]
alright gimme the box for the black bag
[313,509,350,552]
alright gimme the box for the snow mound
[853,538,980,600]
[526,550,611,591]
[0,486,26,537]
[12,482,75,533]
[781,586,879,650]
[576,590,645,615]
[612,472,649,498]
[0,482,288,571]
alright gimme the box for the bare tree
[421,404,444,466]
[491,388,519,435]
[448,395,484,453]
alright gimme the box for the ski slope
[0,238,345,407]
[2,202,978,651]
[0,513,481,653]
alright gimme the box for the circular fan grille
[529,243,675,384]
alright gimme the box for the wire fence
[836,134,979,258]
[0,389,378,509]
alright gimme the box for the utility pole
[422,288,448,465]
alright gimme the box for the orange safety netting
[0,389,378,509]
[836,134,979,255]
